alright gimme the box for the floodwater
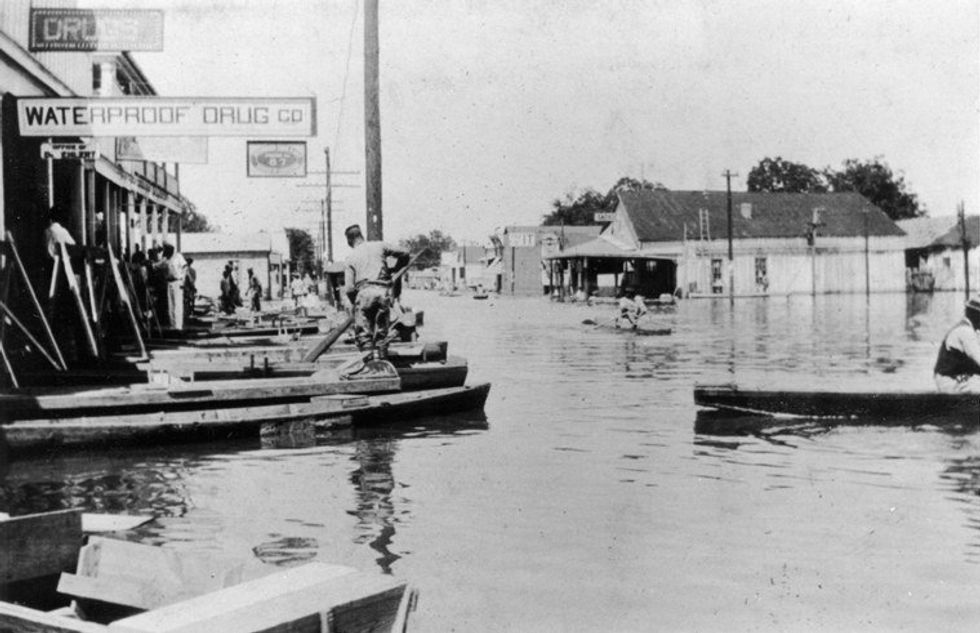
[2,290,978,632]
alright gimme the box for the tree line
[543,156,924,225]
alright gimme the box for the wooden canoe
[694,383,979,425]
[0,383,491,455]
[593,324,671,336]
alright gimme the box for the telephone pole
[325,148,333,263]
[959,201,971,299]
[364,0,383,240]
[722,169,738,305]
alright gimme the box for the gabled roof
[897,215,980,249]
[934,216,980,248]
[896,216,959,249]
[618,190,905,242]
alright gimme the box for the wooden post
[59,242,99,357]
[959,202,971,299]
[139,196,147,252]
[364,0,383,240]
[108,244,147,359]
[150,204,159,248]
[5,233,66,369]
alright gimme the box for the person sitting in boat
[616,288,647,329]
[343,224,410,360]
[934,296,980,394]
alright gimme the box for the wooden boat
[1,510,416,632]
[694,383,979,426]
[585,321,671,336]
[0,383,491,455]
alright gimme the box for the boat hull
[0,383,491,456]
[694,383,979,425]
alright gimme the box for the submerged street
[1,291,977,632]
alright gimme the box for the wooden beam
[0,602,108,633]
[5,233,66,369]
[108,562,403,633]
[59,537,243,611]
[59,242,99,357]
[0,509,83,583]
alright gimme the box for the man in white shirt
[343,224,410,359]
[934,296,980,394]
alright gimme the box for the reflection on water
[0,292,977,632]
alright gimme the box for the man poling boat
[934,295,980,394]
[343,224,414,361]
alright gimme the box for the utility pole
[325,148,333,263]
[722,170,737,305]
[809,207,825,297]
[959,201,971,299]
[364,0,383,240]
[864,209,870,296]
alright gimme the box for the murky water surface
[2,291,978,632]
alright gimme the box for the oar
[582,315,618,329]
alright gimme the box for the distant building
[181,231,290,300]
[546,190,908,297]
[497,225,602,295]
[898,215,979,292]
[440,243,492,291]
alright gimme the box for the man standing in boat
[934,296,980,394]
[343,224,410,360]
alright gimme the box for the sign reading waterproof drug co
[30,8,164,52]
[17,97,316,138]
[247,141,307,177]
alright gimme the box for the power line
[333,0,360,154]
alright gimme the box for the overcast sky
[111,0,979,252]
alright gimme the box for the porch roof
[545,236,677,261]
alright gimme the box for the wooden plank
[59,242,99,357]
[0,510,83,583]
[5,234,66,369]
[0,374,400,418]
[0,601,108,633]
[81,514,154,534]
[58,537,243,611]
[108,563,402,633]
[1,395,370,452]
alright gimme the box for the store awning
[545,236,679,261]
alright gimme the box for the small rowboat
[583,319,671,336]
[694,383,979,426]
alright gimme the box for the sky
[93,0,980,254]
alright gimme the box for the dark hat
[344,224,362,239]
[966,296,980,314]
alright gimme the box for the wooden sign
[247,141,307,177]
[41,141,99,160]
[30,8,164,52]
[18,97,317,137]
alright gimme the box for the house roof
[618,190,905,242]
[547,235,637,259]
[934,216,980,248]
[897,215,980,249]
[896,216,959,249]
[180,231,284,255]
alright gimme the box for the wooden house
[898,215,979,292]
[546,190,908,298]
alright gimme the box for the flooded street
[2,291,978,632]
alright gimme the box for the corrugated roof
[619,190,905,242]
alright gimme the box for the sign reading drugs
[17,97,316,138]
[30,8,164,52]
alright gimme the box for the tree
[181,205,215,232]
[746,156,828,193]
[285,228,316,276]
[824,157,924,220]
[542,177,665,226]
[400,230,456,269]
